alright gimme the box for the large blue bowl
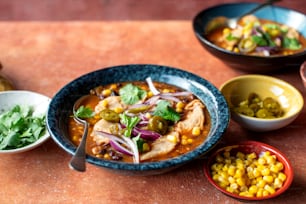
[47,64,229,175]
[193,3,306,73]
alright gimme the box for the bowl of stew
[192,3,306,73]
[220,75,304,132]
[47,64,230,175]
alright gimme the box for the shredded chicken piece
[140,131,179,161]
[91,119,116,145]
[95,96,127,113]
[140,99,206,161]
[176,99,205,133]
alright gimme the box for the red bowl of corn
[204,140,293,201]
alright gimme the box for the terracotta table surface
[0,21,305,204]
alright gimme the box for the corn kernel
[176,101,185,109]
[101,99,108,107]
[263,190,270,197]
[263,175,274,184]
[261,168,271,176]
[167,135,177,144]
[247,152,257,160]
[236,152,245,160]
[258,157,266,165]
[249,185,258,195]
[275,162,284,171]
[278,172,287,182]
[187,138,193,144]
[228,166,236,176]
[110,84,117,90]
[273,178,283,189]
[233,47,239,53]
[223,28,231,35]
[256,188,264,197]
[114,107,124,113]
[102,89,112,97]
[192,126,201,136]
[176,107,183,113]
[103,153,110,160]
[162,89,170,93]
[142,143,150,152]
[147,91,154,98]
[257,179,266,188]
[264,184,275,194]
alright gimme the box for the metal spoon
[69,95,94,172]
[205,0,281,33]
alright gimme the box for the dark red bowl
[204,141,294,201]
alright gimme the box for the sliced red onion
[159,94,180,102]
[146,77,160,95]
[121,136,139,163]
[144,95,160,105]
[160,91,192,97]
[133,127,161,141]
[109,140,133,156]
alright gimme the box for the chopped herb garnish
[0,105,46,150]
[226,33,239,41]
[119,113,141,137]
[119,83,147,105]
[153,100,180,122]
[283,37,302,50]
[75,106,95,118]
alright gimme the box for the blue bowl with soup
[192,3,306,73]
[47,64,230,175]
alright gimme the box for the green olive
[148,116,168,135]
[263,97,280,110]
[100,109,120,123]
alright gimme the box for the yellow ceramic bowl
[220,75,304,132]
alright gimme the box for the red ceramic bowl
[204,141,293,201]
[300,61,306,89]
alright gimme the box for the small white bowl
[0,90,51,153]
[220,75,304,132]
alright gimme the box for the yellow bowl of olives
[220,75,304,132]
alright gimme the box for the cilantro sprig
[153,100,180,122]
[0,105,46,150]
[75,106,95,119]
[119,84,147,105]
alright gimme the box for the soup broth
[206,15,306,56]
[68,80,211,163]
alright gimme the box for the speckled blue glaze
[193,3,306,73]
[47,64,230,175]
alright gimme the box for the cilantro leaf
[119,113,140,137]
[283,37,302,50]
[153,100,180,122]
[119,83,147,105]
[226,33,239,41]
[75,106,95,119]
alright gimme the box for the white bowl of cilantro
[0,90,51,154]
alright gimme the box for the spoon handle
[241,0,281,17]
[69,119,89,172]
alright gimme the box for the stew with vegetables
[206,15,306,56]
[68,78,211,163]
